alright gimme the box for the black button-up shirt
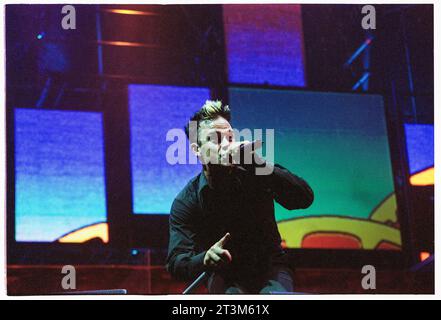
[166,164,314,281]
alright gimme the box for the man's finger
[212,247,232,262]
[217,232,231,248]
[242,140,262,154]
[208,251,221,263]
[221,249,232,262]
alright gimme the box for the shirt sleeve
[165,198,207,281]
[261,163,314,210]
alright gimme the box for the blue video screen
[223,4,306,87]
[14,108,107,242]
[129,84,210,214]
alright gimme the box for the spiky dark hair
[185,100,231,145]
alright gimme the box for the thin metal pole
[401,12,417,123]
[95,5,104,76]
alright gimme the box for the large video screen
[229,88,401,250]
[129,84,210,214]
[405,123,434,186]
[223,4,306,87]
[14,108,107,242]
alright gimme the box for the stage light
[97,40,158,48]
[420,252,430,262]
[36,32,45,40]
[103,8,157,16]
[131,249,139,256]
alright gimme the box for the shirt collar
[198,169,210,195]
[198,166,245,196]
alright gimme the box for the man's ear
[190,142,200,157]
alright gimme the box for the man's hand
[218,140,263,167]
[203,233,232,270]
[218,141,245,166]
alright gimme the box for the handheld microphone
[237,140,264,170]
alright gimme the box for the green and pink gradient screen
[229,88,401,250]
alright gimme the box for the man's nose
[220,135,230,150]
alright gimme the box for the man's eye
[206,132,218,144]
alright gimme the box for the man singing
[166,100,314,294]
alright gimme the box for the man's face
[198,116,235,166]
